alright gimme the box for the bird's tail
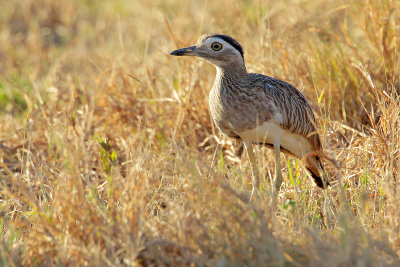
[304,155,330,188]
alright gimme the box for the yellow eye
[211,42,223,51]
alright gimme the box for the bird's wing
[249,74,322,151]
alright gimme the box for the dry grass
[1,0,399,265]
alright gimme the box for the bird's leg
[243,141,260,202]
[271,142,283,206]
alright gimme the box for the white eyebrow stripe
[203,37,243,58]
[203,37,230,47]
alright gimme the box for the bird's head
[170,34,245,68]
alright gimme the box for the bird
[170,34,329,201]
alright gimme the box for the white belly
[238,121,312,158]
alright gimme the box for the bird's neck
[215,63,247,81]
[212,63,248,96]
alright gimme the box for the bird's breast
[208,84,275,138]
[209,86,238,137]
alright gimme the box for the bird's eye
[211,42,223,51]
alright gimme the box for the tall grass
[0,0,399,265]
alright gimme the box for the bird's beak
[170,46,196,56]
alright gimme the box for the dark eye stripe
[209,34,244,58]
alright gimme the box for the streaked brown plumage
[171,34,329,200]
